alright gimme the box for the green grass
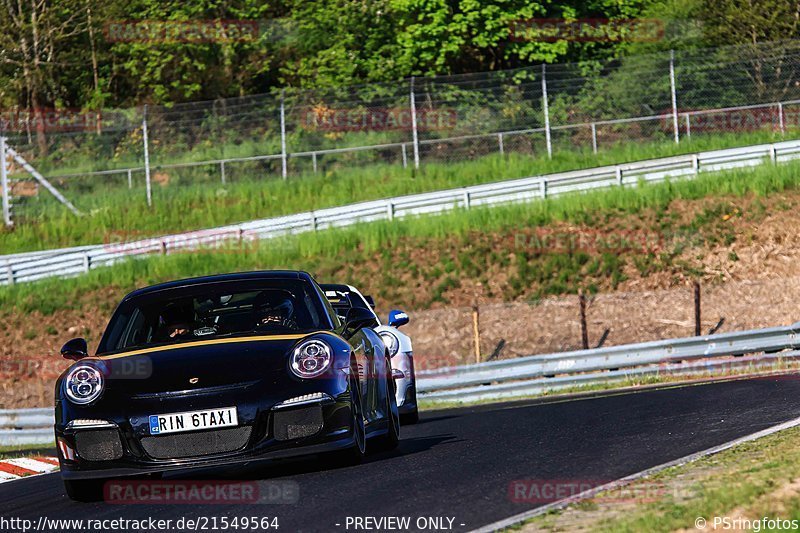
[2,151,799,316]
[0,443,55,459]
[2,129,789,254]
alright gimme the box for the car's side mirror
[344,307,379,335]
[388,310,409,328]
[61,338,89,360]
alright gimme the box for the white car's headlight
[379,332,400,356]
[64,365,104,405]
[291,340,332,378]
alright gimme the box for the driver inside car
[253,291,299,331]
[157,303,194,341]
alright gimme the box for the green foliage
[4,154,800,315]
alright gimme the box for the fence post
[542,64,553,158]
[0,136,11,227]
[778,102,785,134]
[693,281,701,337]
[401,143,408,168]
[590,123,597,154]
[220,161,226,184]
[410,77,420,169]
[280,89,288,179]
[142,105,153,207]
[579,290,589,350]
[497,133,504,155]
[312,152,317,173]
[684,114,691,139]
[472,305,481,363]
[670,49,679,143]
[127,169,132,189]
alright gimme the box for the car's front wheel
[373,359,400,452]
[64,478,106,502]
[333,360,366,466]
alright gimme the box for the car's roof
[124,271,313,301]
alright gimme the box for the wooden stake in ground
[472,305,481,363]
[694,281,701,337]
[579,290,589,350]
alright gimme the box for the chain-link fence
[4,40,800,226]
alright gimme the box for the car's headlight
[379,332,400,356]
[291,340,332,378]
[64,365,104,405]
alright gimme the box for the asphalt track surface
[3,374,800,532]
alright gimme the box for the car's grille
[140,427,252,459]
[75,429,124,461]
[273,405,324,441]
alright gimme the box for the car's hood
[88,334,310,396]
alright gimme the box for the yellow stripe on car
[88,332,332,360]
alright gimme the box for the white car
[322,284,419,424]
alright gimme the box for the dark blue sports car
[55,271,399,501]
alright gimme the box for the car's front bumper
[57,389,356,480]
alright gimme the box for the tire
[332,361,366,466]
[401,379,419,425]
[64,478,106,502]
[372,361,400,452]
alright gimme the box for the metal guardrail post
[280,89,288,179]
[670,50,679,143]
[142,105,153,207]
[0,136,10,227]
[542,64,552,158]
[410,77,420,169]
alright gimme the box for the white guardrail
[3,139,800,286]
[4,322,800,445]
[416,322,800,403]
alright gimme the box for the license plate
[148,407,238,435]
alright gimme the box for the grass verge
[2,130,788,253]
[2,150,799,316]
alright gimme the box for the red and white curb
[0,456,59,482]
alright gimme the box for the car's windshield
[98,279,331,354]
